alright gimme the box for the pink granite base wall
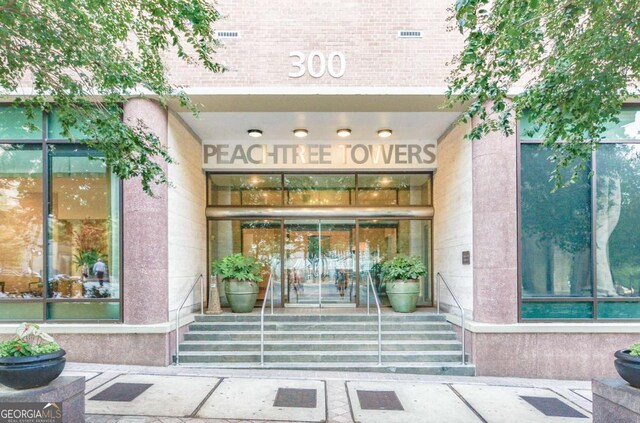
[55,333,171,366]
[470,332,639,380]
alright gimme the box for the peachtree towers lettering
[203,142,436,168]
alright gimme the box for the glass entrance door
[284,219,356,306]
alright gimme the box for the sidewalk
[65,362,593,422]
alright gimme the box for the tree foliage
[0,0,225,194]
[447,0,640,186]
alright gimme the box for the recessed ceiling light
[293,129,308,138]
[247,129,262,137]
[337,129,351,137]
[377,129,392,138]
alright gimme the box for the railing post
[175,307,180,365]
[461,312,466,365]
[367,277,370,315]
[200,275,205,315]
[436,274,440,315]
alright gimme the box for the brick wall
[166,0,462,89]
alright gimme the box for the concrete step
[188,321,452,332]
[177,350,465,363]
[175,362,475,376]
[179,339,463,352]
[194,313,447,323]
[183,330,459,342]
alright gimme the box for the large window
[519,106,640,320]
[206,173,433,207]
[0,106,121,322]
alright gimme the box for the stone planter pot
[386,280,419,313]
[614,349,640,388]
[225,280,259,313]
[0,349,66,390]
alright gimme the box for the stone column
[472,120,518,324]
[122,99,169,324]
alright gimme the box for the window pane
[601,108,640,140]
[208,220,282,307]
[47,145,120,310]
[285,174,354,206]
[520,144,592,298]
[0,106,42,140]
[208,174,281,206]
[0,145,44,299]
[359,219,432,305]
[0,302,42,320]
[46,302,120,320]
[598,302,640,319]
[521,302,593,319]
[358,174,432,206]
[47,108,89,140]
[521,107,640,140]
[596,144,640,298]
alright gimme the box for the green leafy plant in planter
[614,342,640,388]
[212,254,262,313]
[0,323,66,390]
[381,255,427,313]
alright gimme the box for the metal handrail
[436,272,466,365]
[260,273,275,365]
[366,272,382,365]
[175,273,204,366]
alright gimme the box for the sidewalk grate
[273,388,317,408]
[520,396,588,418]
[357,390,404,411]
[89,383,153,402]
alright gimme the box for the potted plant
[381,255,427,313]
[615,343,640,388]
[0,323,66,390]
[212,254,262,313]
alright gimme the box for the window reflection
[208,174,281,206]
[47,145,120,301]
[208,220,282,306]
[596,144,640,298]
[0,145,43,300]
[520,144,592,298]
[284,174,354,206]
[357,174,432,206]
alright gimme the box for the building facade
[1,0,640,378]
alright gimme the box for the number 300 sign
[289,51,346,78]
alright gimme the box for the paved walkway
[65,362,594,422]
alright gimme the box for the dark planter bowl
[614,349,640,388]
[0,349,66,390]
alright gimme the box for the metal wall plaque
[462,251,470,265]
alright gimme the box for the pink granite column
[122,99,169,324]
[472,119,518,323]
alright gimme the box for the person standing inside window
[93,258,107,287]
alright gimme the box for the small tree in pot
[381,255,427,313]
[615,343,640,388]
[0,323,66,390]
[212,254,262,313]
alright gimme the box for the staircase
[176,312,475,375]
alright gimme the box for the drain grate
[273,388,317,408]
[89,383,153,402]
[520,396,587,418]
[357,390,404,411]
